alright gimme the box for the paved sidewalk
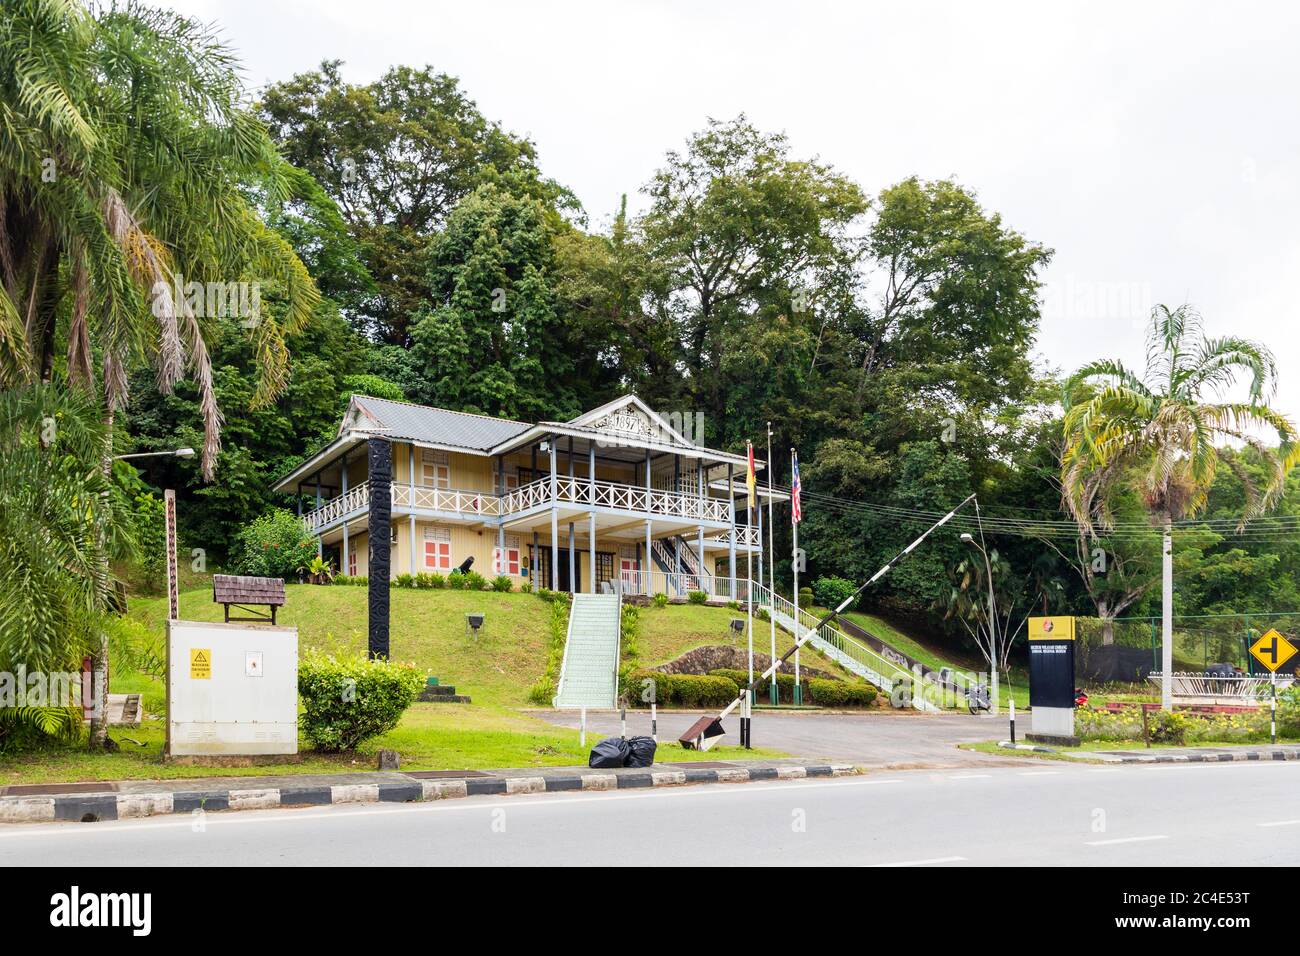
[0,759,858,825]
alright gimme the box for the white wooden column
[567,437,576,593]
[341,451,349,574]
[588,443,597,593]
[697,463,706,592]
[727,462,736,589]
[549,439,559,592]
[408,442,417,574]
[644,448,652,596]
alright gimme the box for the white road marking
[1085,834,1168,846]
[1257,820,1300,828]
[870,855,967,867]
[1018,771,1061,777]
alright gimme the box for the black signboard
[1029,640,1075,708]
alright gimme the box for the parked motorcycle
[966,682,991,714]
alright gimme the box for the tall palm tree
[0,383,130,745]
[1061,305,1299,709]
[1,0,320,746]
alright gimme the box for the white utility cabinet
[166,619,298,756]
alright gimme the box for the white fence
[1148,671,1295,705]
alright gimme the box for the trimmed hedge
[709,668,804,704]
[622,669,739,708]
[807,677,877,707]
[709,669,878,707]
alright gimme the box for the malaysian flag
[791,450,802,524]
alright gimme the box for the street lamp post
[112,447,195,461]
[961,532,998,715]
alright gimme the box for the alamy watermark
[151,274,261,328]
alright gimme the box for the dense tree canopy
[5,1,1296,682]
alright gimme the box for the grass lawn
[0,584,789,785]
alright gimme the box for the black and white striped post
[1009,697,1017,744]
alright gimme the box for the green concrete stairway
[554,593,622,709]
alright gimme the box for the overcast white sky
[163,0,1300,421]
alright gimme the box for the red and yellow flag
[746,441,757,514]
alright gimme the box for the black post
[368,437,392,660]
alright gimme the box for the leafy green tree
[0,384,130,745]
[638,116,868,445]
[258,61,560,344]
[1062,305,1299,707]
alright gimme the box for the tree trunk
[1160,514,1174,711]
[88,404,114,750]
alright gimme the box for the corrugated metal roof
[350,396,532,452]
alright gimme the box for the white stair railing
[748,580,939,712]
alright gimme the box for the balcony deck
[301,476,758,545]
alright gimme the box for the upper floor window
[421,449,450,490]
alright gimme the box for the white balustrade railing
[302,474,737,531]
[301,481,370,533]
[392,484,501,517]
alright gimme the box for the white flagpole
[791,447,801,705]
[768,423,776,705]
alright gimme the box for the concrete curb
[0,764,860,825]
[997,740,1300,764]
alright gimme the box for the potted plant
[299,555,335,586]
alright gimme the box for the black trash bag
[625,735,657,768]
[588,736,631,769]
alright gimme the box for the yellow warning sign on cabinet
[190,647,212,679]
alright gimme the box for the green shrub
[233,508,317,580]
[466,570,488,591]
[520,581,533,593]
[652,593,669,608]
[334,574,353,586]
[812,576,857,611]
[492,575,513,592]
[672,674,740,708]
[527,600,571,705]
[428,573,446,589]
[622,669,673,706]
[807,677,877,707]
[537,588,570,605]
[393,573,415,589]
[352,575,368,587]
[687,590,708,605]
[413,572,433,588]
[621,670,738,708]
[297,651,425,752]
[448,571,467,590]
[798,587,814,607]
[709,668,804,704]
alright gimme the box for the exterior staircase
[650,536,711,595]
[554,593,622,709]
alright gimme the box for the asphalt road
[532,708,1017,768]
[6,760,1299,866]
